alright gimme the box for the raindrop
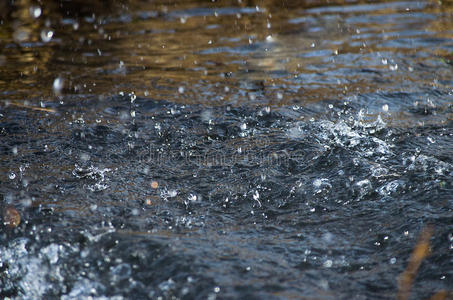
[53,77,64,95]
[41,29,54,42]
[29,6,42,18]
[389,64,398,71]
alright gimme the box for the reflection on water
[1,0,453,109]
[1,1,453,299]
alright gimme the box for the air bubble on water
[382,104,389,112]
[390,257,396,264]
[41,29,54,42]
[8,172,16,180]
[178,86,185,94]
[214,286,220,293]
[29,6,42,18]
[53,77,64,95]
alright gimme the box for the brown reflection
[1,0,453,108]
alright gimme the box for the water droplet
[29,6,42,18]
[389,64,398,71]
[53,77,64,95]
[41,29,54,42]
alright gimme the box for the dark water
[1,0,453,299]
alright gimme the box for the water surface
[1,0,452,299]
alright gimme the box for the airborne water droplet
[53,77,64,95]
[29,6,42,18]
[41,29,54,42]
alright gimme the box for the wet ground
[1,0,453,299]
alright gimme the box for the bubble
[390,257,396,264]
[382,104,389,112]
[178,86,185,94]
[41,29,54,42]
[8,172,16,180]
